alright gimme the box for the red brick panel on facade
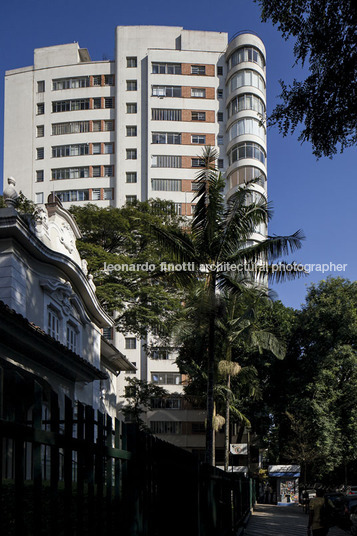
[182,180,193,192]
[181,64,215,76]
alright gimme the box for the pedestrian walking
[307,488,329,536]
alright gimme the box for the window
[217,135,224,145]
[66,323,78,353]
[192,158,205,167]
[151,398,182,409]
[218,159,224,169]
[191,111,206,121]
[151,372,181,385]
[104,75,114,86]
[35,192,44,204]
[126,172,137,183]
[152,86,181,98]
[191,88,206,98]
[92,143,101,154]
[48,308,60,340]
[52,99,90,112]
[92,189,101,200]
[104,166,113,177]
[52,167,90,180]
[52,77,89,90]
[217,112,224,122]
[152,63,181,74]
[126,195,137,204]
[37,80,45,92]
[37,125,44,137]
[229,47,265,70]
[126,80,137,91]
[174,203,182,215]
[230,70,265,92]
[37,148,44,159]
[93,75,101,86]
[191,135,206,144]
[37,103,45,115]
[191,65,205,75]
[151,348,174,360]
[217,89,223,99]
[152,132,181,144]
[52,121,89,135]
[52,144,89,157]
[228,93,265,117]
[150,421,182,434]
[92,166,101,177]
[228,142,266,166]
[217,66,223,76]
[152,108,181,121]
[104,188,113,200]
[102,327,113,340]
[126,126,137,137]
[104,97,114,108]
[191,181,200,191]
[104,120,114,131]
[127,57,137,68]
[228,166,265,189]
[56,189,89,202]
[93,98,101,109]
[36,170,44,182]
[228,118,266,141]
[151,179,182,191]
[126,149,137,159]
[104,143,113,154]
[151,155,181,168]
[126,103,137,114]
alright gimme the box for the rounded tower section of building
[224,33,267,237]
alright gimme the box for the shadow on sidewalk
[244,504,348,536]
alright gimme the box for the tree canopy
[265,278,357,483]
[70,200,186,339]
[256,0,357,157]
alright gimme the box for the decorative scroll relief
[40,279,91,325]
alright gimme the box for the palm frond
[230,406,251,426]
[250,331,286,359]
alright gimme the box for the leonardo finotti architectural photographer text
[103,262,348,274]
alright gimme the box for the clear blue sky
[1,0,356,310]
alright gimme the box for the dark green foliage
[70,200,185,339]
[257,0,357,157]
[122,377,168,429]
[265,278,357,482]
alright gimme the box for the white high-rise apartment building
[3,26,267,459]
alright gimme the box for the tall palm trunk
[224,371,231,472]
[205,275,216,465]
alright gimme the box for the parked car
[333,496,357,530]
[346,486,357,496]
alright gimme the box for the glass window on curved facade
[229,47,265,70]
[228,166,266,190]
[228,118,265,141]
[228,94,265,118]
[228,142,266,165]
[230,70,265,92]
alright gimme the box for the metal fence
[0,376,255,536]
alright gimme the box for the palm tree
[153,146,304,465]
[217,288,286,471]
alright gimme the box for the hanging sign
[230,443,248,455]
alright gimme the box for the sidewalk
[244,504,349,536]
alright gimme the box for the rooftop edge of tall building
[5,43,92,76]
